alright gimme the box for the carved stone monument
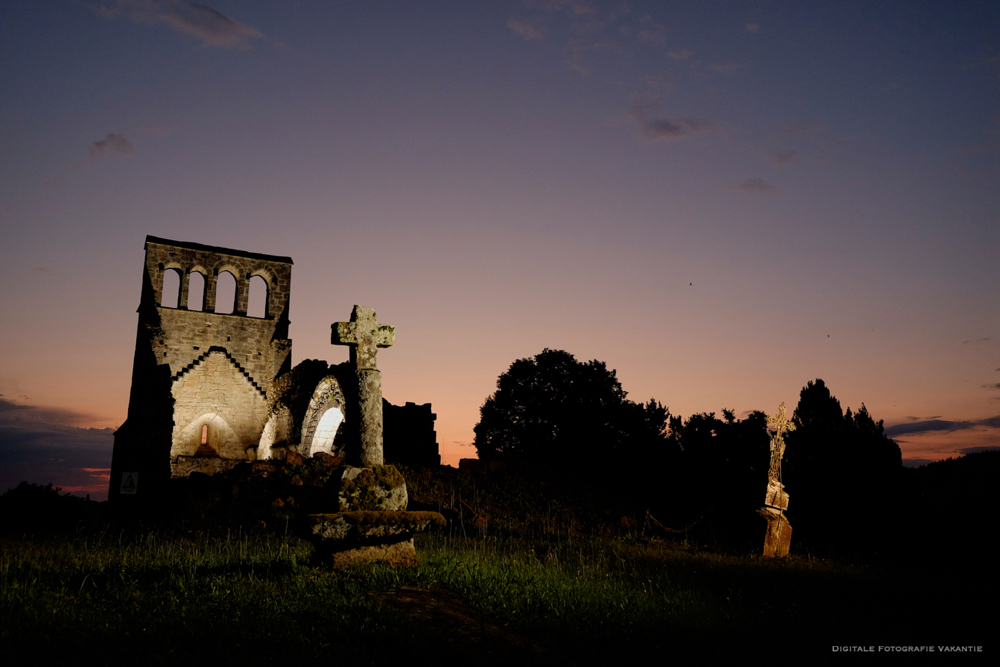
[297,305,444,565]
[332,305,395,467]
[759,402,795,558]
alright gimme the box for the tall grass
[3,528,990,662]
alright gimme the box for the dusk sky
[1,1,998,500]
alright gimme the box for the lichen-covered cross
[766,402,796,482]
[332,305,395,370]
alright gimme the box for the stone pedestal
[299,511,446,566]
[759,506,792,558]
[319,305,445,566]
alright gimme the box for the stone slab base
[298,510,446,567]
[326,539,417,568]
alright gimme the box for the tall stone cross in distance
[766,402,796,483]
[332,305,395,468]
[760,402,796,557]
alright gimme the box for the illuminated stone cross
[760,402,795,558]
[332,305,396,467]
[765,401,796,482]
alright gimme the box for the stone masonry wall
[170,350,267,460]
[112,237,296,497]
[145,236,292,323]
[156,309,291,392]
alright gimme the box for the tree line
[473,349,905,556]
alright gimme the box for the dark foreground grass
[2,529,992,664]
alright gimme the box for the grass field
[2,525,990,664]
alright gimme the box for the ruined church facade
[110,236,437,504]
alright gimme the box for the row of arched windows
[160,269,270,318]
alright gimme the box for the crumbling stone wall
[110,236,441,513]
[383,400,440,467]
[111,237,294,502]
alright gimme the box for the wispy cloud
[95,0,265,49]
[736,178,776,194]
[625,95,716,143]
[140,124,175,134]
[89,132,135,160]
[0,397,113,499]
[779,122,823,137]
[531,0,596,16]
[507,19,546,41]
[636,15,665,45]
[629,112,715,143]
[744,23,761,34]
[884,415,1000,438]
[766,150,797,165]
[709,61,741,76]
[668,48,693,61]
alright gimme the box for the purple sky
[1,1,998,499]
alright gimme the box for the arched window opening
[247,275,269,318]
[187,271,206,311]
[310,408,345,456]
[215,271,236,314]
[195,424,217,457]
[161,268,181,308]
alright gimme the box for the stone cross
[765,402,796,482]
[332,305,395,467]
[760,402,795,558]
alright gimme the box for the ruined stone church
[109,236,438,502]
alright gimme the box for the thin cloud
[668,48,694,61]
[737,178,776,193]
[709,61,741,76]
[983,383,1000,390]
[884,415,1000,438]
[96,0,265,50]
[780,122,823,137]
[140,124,175,134]
[642,73,675,91]
[0,397,113,499]
[745,23,761,34]
[628,107,716,143]
[884,419,966,437]
[507,19,546,41]
[0,396,105,428]
[532,0,596,16]
[89,132,135,160]
[766,150,797,165]
[958,445,1000,455]
[636,15,665,45]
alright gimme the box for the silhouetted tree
[784,379,902,557]
[0,482,94,534]
[661,410,770,550]
[473,349,671,472]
